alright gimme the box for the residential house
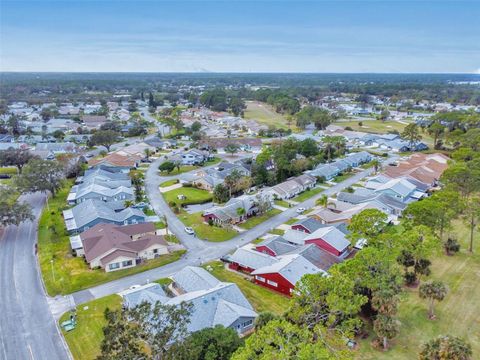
[337,190,407,217]
[121,267,257,336]
[226,245,278,273]
[63,199,146,233]
[203,192,272,226]
[255,236,298,257]
[171,149,211,166]
[67,183,134,205]
[193,161,251,191]
[309,199,387,225]
[75,223,168,272]
[199,138,262,153]
[252,254,323,296]
[82,115,107,129]
[302,226,351,257]
[291,218,326,234]
[270,174,317,199]
[89,153,141,172]
[169,266,221,294]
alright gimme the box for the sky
[1,0,479,73]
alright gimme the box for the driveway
[0,193,70,360]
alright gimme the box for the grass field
[244,101,292,130]
[336,120,410,134]
[285,218,299,225]
[269,228,285,236]
[0,166,17,175]
[357,220,480,359]
[60,295,122,360]
[159,157,221,176]
[162,186,212,206]
[239,209,282,230]
[334,172,354,183]
[292,187,323,202]
[159,179,178,188]
[204,261,290,315]
[178,210,238,242]
[38,183,186,295]
[274,199,291,208]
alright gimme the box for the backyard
[358,220,480,359]
[204,261,290,315]
[60,294,122,360]
[162,186,212,206]
[178,210,238,242]
[38,182,186,296]
[239,208,282,230]
[159,179,178,188]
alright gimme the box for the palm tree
[162,214,169,237]
[316,194,328,207]
[419,281,448,319]
[124,200,134,208]
[144,148,151,160]
[419,335,472,360]
[371,158,381,173]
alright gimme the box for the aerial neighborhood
[1,72,479,360]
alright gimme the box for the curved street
[0,193,69,360]
[69,156,375,305]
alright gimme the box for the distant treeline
[1,72,479,104]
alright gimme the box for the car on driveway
[184,227,195,235]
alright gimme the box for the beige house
[79,223,169,272]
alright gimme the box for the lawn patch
[274,199,291,208]
[203,261,290,315]
[269,228,285,236]
[292,187,323,202]
[178,211,237,242]
[159,179,179,188]
[162,186,212,206]
[239,209,282,230]
[243,101,292,130]
[60,294,122,360]
[285,218,299,225]
[0,166,17,175]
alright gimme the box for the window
[109,262,120,270]
[267,280,278,287]
[242,319,253,328]
[153,249,158,254]
[256,276,265,282]
[122,260,133,267]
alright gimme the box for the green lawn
[285,218,299,225]
[334,172,354,183]
[178,211,238,242]
[38,185,186,295]
[243,101,292,130]
[292,187,323,202]
[274,199,290,208]
[269,228,285,236]
[159,157,221,176]
[204,261,290,315]
[162,186,212,206]
[159,179,179,188]
[357,220,480,359]
[161,165,198,176]
[239,209,282,230]
[0,166,17,175]
[336,120,410,134]
[60,294,122,360]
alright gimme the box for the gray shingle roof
[303,226,350,253]
[228,246,278,270]
[171,266,221,293]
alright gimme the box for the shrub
[208,219,214,226]
[444,237,460,255]
[404,271,417,286]
[169,201,177,207]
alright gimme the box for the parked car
[296,207,306,214]
[184,227,195,235]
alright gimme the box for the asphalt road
[0,193,69,360]
[69,158,374,305]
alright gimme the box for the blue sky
[1,0,479,73]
